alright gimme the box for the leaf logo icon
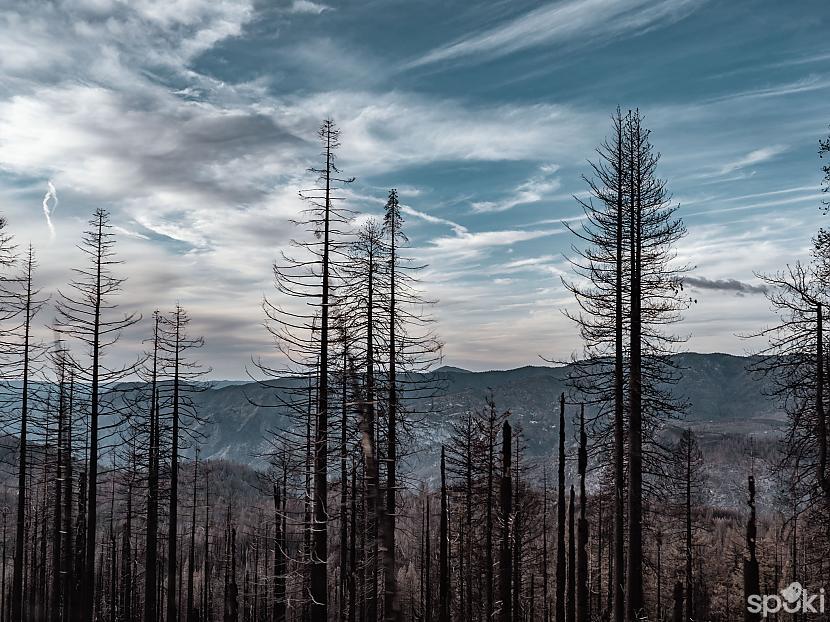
[781,582,803,604]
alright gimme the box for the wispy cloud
[705,75,830,104]
[408,0,703,68]
[718,145,787,175]
[41,180,57,239]
[471,165,561,213]
[113,225,151,240]
[401,205,467,235]
[288,0,332,14]
[424,227,563,260]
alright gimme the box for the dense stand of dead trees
[0,115,825,622]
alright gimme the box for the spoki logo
[747,581,826,617]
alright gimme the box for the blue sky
[0,0,827,377]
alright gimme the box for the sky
[0,0,828,378]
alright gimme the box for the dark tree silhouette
[577,405,589,622]
[743,475,760,622]
[258,119,355,622]
[53,208,140,620]
[0,245,47,622]
[499,421,513,622]
[439,446,449,622]
[556,394,566,622]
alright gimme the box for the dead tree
[566,486,575,622]
[3,245,47,622]
[258,119,355,622]
[439,446,450,622]
[577,405,589,622]
[743,476,760,622]
[499,421,513,622]
[53,209,140,620]
[556,394,566,622]
[161,304,208,622]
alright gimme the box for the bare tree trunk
[567,486,575,622]
[612,111,627,622]
[512,434,522,622]
[340,361,349,622]
[500,422,513,622]
[384,190,401,622]
[84,213,109,621]
[439,448,449,622]
[364,244,379,622]
[187,455,199,622]
[743,476,760,622]
[486,411,495,621]
[349,466,357,622]
[817,304,829,497]
[684,441,693,622]
[167,315,183,622]
[309,121,336,622]
[145,315,161,622]
[425,496,431,622]
[51,354,67,622]
[556,394,567,622]
[63,376,75,622]
[543,470,550,622]
[12,251,34,622]
[625,114,645,622]
[577,405,589,622]
[121,477,133,622]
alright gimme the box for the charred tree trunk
[672,582,683,622]
[425,496,432,622]
[543,470,550,622]
[439,447,449,622]
[120,477,133,622]
[309,121,337,622]
[625,114,645,622]
[187,455,199,622]
[363,241,379,622]
[512,434,522,622]
[685,441,693,622]
[51,353,67,622]
[486,410,496,621]
[144,315,161,622]
[63,376,75,622]
[11,250,34,622]
[556,394,567,622]
[167,314,183,622]
[566,486,575,622]
[817,304,829,497]
[612,112,627,622]
[500,421,513,622]
[577,405,589,622]
[743,476,760,622]
[384,189,401,622]
[348,466,357,622]
[340,361,349,622]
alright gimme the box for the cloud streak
[471,165,561,213]
[408,0,703,68]
[718,145,787,175]
[41,180,57,239]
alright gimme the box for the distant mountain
[0,353,784,509]
[433,365,472,374]
[189,353,783,468]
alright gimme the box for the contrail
[42,180,57,239]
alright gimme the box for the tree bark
[500,422,513,622]
[556,393,567,622]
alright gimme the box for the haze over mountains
[191,353,775,469]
